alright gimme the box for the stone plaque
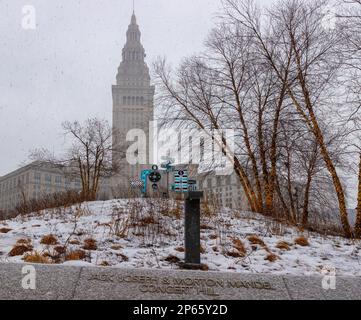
[0,263,360,300]
[74,268,289,300]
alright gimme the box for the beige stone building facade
[199,171,248,210]
[0,161,82,214]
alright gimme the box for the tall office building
[112,12,154,192]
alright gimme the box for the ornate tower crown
[116,12,150,86]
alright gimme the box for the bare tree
[222,0,353,237]
[154,0,355,237]
[32,118,114,202]
[62,119,114,201]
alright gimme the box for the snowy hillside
[0,199,360,276]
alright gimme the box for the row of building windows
[128,32,139,41]
[206,176,235,188]
[124,50,143,61]
[0,173,30,191]
[0,172,81,193]
[114,96,146,106]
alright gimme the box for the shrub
[40,234,59,246]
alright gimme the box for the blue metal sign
[172,170,189,193]
[141,169,152,194]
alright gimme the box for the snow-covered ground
[0,199,360,276]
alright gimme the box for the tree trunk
[288,33,352,238]
[355,153,361,238]
[302,174,312,227]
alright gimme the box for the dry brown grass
[200,224,214,230]
[0,228,12,234]
[65,249,86,261]
[16,238,31,245]
[54,246,66,255]
[174,246,185,253]
[276,241,291,251]
[23,251,53,264]
[226,249,243,258]
[166,206,182,219]
[295,236,310,247]
[247,235,266,247]
[138,216,156,226]
[164,255,181,263]
[212,246,219,252]
[110,244,123,251]
[100,261,110,267]
[8,244,33,257]
[200,264,209,271]
[40,234,59,246]
[209,234,218,240]
[116,253,129,262]
[232,237,247,257]
[14,190,85,216]
[265,253,279,262]
[69,239,81,245]
[83,238,97,251]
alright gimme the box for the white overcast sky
[1,0,249,176]
[0,0,356,206]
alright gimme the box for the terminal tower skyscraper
[112,12,154,192]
